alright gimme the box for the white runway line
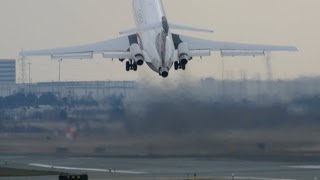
[287,165,320,169]
[28,163,147,174]
[223,177,296,180]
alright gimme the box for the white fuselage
[132,0,176,75]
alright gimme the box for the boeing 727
[20,0,297,78]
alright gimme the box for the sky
[0,0,319,82]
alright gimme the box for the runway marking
[223,177,296,180]
[28,163,147,174]
[287,165,320,169]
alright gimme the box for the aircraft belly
[140,31,162,65]
[146,62,159,73]
[140,29,175,73]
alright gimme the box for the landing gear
[133,63,137,71]
[174,61,187,71]
[125,60,138,72]
[126,61,130,71]
[181,63,186,70]
[174,61,179,70]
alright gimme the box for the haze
[0,0,318,82]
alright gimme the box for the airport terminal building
[0,59,136,98]
[0,58,137,98]
[0,81,136,98]
[0,59,16,84]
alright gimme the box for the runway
[1,155,320,180]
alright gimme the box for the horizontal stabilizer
[120,22,162,35]
[169,23,214,33]
[120,22,213,35]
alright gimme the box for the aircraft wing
[172,34,298,57]
[20,35,136,60]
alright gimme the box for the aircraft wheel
[174,61,179,70]
[126,61,130,71]
[181,64,186,70]
[133,63,138,71]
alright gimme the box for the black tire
[126,61,130,71]
[133,63,138,71]
[181,64,186,70]
[174,61,179,70]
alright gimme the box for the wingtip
[283,46,298,52]
[19,50,25,57]
[201,29,214,33]
[289,46,298,52]
[19,48,29,57]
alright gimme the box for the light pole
[58,59,62,82]
[28,61,31,84]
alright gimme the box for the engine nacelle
[130,43,144,66]
[159,67,169,78]
[178,42,190,65]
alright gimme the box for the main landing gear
[125,60,137,72]
[174,61,186,70]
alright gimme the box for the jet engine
[159,67,169,78]
[178,42,190,65]
[130,43,144,66]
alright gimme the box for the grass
[0,166,60,177]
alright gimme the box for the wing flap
[51,52,93,60]
[102,52,131,59]
[189,50,211,57]
[221,50,265,57]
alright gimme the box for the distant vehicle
[59,174,88,180]
[20,0,297,78]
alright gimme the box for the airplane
[20,0,298,78]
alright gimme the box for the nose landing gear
[125,60,138,72]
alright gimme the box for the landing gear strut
[174,61,186,70]
[125,60,137,72]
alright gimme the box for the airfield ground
[0,166,60,177]
[1,155,320,180]
[1,126,320,156]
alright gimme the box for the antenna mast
[19,56,27,84]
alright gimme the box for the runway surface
[1,155,320,180]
